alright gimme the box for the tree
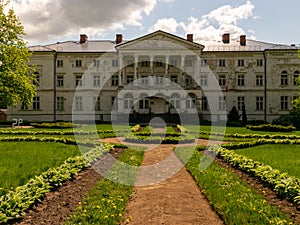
[242,103,247,126]
[227,106,241,121]
[0,0,36,108]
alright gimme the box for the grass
[175,147,295,225]
[64,147,144,225]
[0,142,80,195]
[235,144,300,179]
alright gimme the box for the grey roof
[30,40,117,53]
[202,39,298,52]
[29,34,298,53]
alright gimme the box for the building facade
[7,30,300,123]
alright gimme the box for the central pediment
[116,30,204,52]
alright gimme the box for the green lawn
[0,142,80,195]
[175,147,295,225]
[235,144,300,179]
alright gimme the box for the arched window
[124,93,134,109]
[294,71,299,85]
[139,93,149,109]
[281,71,288,85]
[186,93,197,109]
[170,93,180,109]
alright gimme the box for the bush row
[209,145,300,205]
[31,122,81,129]
[199,131,300,140]
[0,143,113,223]
[221,139,300,150]
[125,133,195,144]
[0,129,116,136]
[246,124,296,132]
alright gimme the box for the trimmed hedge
[246,124,296,132]
[125,133,195,144]
[0,143,113,224]
[209,145,300,205]
[31,122,81,129]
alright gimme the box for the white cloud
[9,0,157,44]
[150,1,257,42]
[148,18,184,33]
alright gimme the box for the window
[94,60,100,67]
[202,96,208,111]
[156,75,163,84]
[127,59,134,67]
[33,97,40,110]
[141,61,149,67]
[200,75,208,86]
[57,76,64,87]
[281,71,288,85]
[112,60,119,67]
[124,94,134,109]
[75,75,82,86]
[155,60,163,67]
[56,97,64,111]
[256,96,264,110]
[256,75,263,86]
[257,59,263,67]
[170,94,180,109]
[185,59,192,67]
[185,75,193,87]
[237,96,245,111]
[94,96,101,111]
[200,59,207,67]
[34,72,40,86]
[93,75,101,87]
[75,96,82,111]
[111,97,118,110]
[75,60,82,67]
[218,96,226,110]
[218,75,226,86]
[127,75,134,84]
[21,103,28,110]
[186,96,196,109]
[294,71,299,85]
[237,59,244,67]
[141,76,148,86]
[57,60,63,67]
[237,74,245,86]
[170,59,177,67]
[280,96,289,110]
[171,75,178,83]
[111,75,119,86]
[219,59,226,67]
[139,98,149,109]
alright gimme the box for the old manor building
[7,30,300,123]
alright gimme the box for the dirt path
[103,136,224,225]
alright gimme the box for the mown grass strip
[64,147,144,225]
[175,147,295,225]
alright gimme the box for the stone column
[181,55,186,86]
[134,55,139,81]
[118,54,123,86]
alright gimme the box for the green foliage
[209,145,300,205]
[0,142,80,195]
[0,1,36,107]
[31,122,81,129]
[273,109,300,129]
[227,106,241,121]
[175,147,294,225]
[246,124,296,132]
[65,148,144,225]
[236,144,300,179]
[130,124,140,132]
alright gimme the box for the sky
[8,0,300,46]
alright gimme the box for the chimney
[240,35,246,46]
[187,34,193,42]
[80,34,88,44]
[116,34,123,44]
[222,33,230,44]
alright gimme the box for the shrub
[31,122,80,129]
[246,124,296,132]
